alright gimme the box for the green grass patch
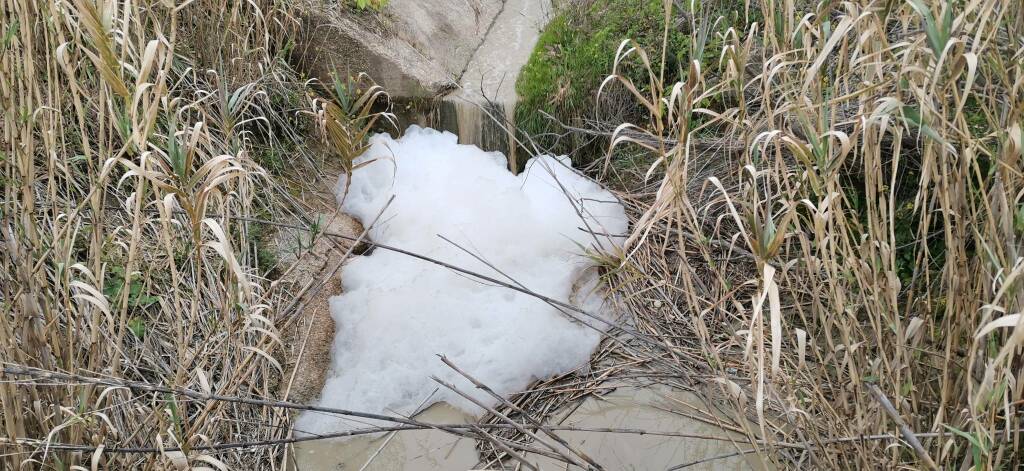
[516,0,740,164]
[516,0,683,160]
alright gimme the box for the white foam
[295,126,628,436]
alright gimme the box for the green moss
[517,1,666,156]
[516,0,719,164]
[347,0,388,10]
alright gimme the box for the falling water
[446,99,519,171]
[388,98,520,172]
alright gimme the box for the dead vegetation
[585,0,1024,468]
[467,0,1024,468]
[3,0,1022,469]
[0,0,370,468]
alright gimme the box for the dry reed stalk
[0,0,389,467]
[585,0,1024,468]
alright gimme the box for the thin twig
[665,448,758,470]
[868,384,940,471]
[439,355,605,470]
[430,375,591,470]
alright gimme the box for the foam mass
[295,126,628,436]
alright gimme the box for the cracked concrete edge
[293,0,504,98]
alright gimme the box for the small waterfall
[388,98,522,172]
[453,100,483,148]
[444,99,520,172]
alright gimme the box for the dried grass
[0,0,381,468]
[3,0,1022,468]
[586,0,1024,468]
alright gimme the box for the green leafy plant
[127,317,146,339]
[350,0,388,11]
[103,266,160,309]
[314,72,394,201]
[908,0,954,58]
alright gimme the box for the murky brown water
[292,403,478,471]
[527,386,756,470]
[292,385,757,470]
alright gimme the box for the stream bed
[293,385,754,470]
[289,1,753,468]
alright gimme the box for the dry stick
[6,366,727,454]
[0,426,561,461]
[469,425,540,471]
[438,355,605,471]
[0,365,469,440]
[6,366,1020,456]
[9,420,1024,456]
[436,234,692,378]
[358,388,438,471]
[429,375,591,470]
[665,448,759,470]
[0,426,420,453]
[867,384,940,471]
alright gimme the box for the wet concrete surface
[293,385,758,470]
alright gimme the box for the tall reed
[603,0,1023,467]
[0,0,311,468]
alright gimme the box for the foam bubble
[295,126,627,436]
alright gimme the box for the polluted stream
[290,1,750,468]
[289,128,752,470]
[295,385,754,470]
